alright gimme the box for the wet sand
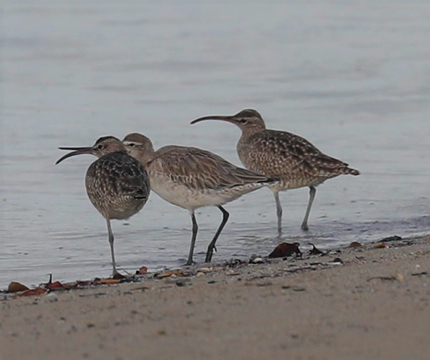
[1,235,429,360]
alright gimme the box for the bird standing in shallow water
[191,109,360,234]
[56,136,150,276]
[122,133,274,265]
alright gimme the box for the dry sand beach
[1,235,429,360]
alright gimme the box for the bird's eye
[96,144,104,150]
[129,143,135,147]
[239,119,248,124]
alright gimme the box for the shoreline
[1,235,429,359]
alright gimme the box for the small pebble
[292,286,306,292]
[250,257,264,264]
[226,270,240,276]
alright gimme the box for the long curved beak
[190,115,234,125]
[56,146,93,165]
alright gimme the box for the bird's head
[191,109,266,134]
[56,136,125,164]
[122,133,155,165]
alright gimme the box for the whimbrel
[56,136,150,276]
[122,133,274,265]
[191,109,359,234]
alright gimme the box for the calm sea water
[1,1,429,288]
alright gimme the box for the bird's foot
[301,224,309,231]
[205,251,213,263]
[205,244,217,263]
[112,271,125,279]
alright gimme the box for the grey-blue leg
[301,186,316,231]
[106,219,117,276]
[274,191,283,235]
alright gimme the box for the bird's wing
[149,146,270,190]
[90,153,150,200]
[246,130,350,177]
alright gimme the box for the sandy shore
[1,235,429,360]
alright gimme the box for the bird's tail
[344,167,360,176]
[260,177,280,185]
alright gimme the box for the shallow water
[1,1,429,288]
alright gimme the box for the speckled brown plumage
[56,136,150,276]
[86,151,149,220]
[123,133,274,265]
[149,145,270,192]
[191,109,360,233]
[237,128,359,190]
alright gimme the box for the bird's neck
[139,153,154,166]
[239,126,264,140]
[237,130,255,158]
[137,145,156,166]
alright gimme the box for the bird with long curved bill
[56,136,150,277]
[192,109,360,234]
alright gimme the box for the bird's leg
[273,191,283,235]
[186,210,198,266]
[301,186,316,231]
[205,206,230,263]
[106,219,117,276]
